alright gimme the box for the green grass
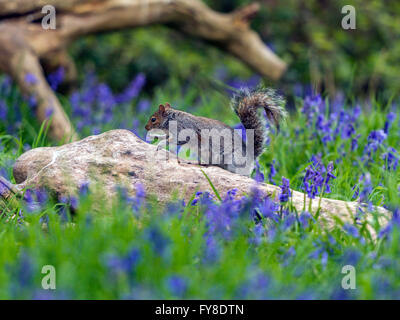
[0,75,399,299]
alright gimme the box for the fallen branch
[2,129,390,237]
[0,0,287,141]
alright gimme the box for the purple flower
[116,73,146,104]
[224,188,238,201]
[35,188,48,206]
[226,75,261,94]
[382,147,399,171]
[145,226,169,256]
[47,67,65,90]
[268,160,277,185]
[135,183,146,198]
[302,94,325,125]
[378,208,400,239]
[24,189,42,212]
[299,211,315,229]
[24,73,38,85]
[254,160,264,183]
[105,247,141,274]
[282,213,296,230]
[166,275,188,297]
[163,200,185,217]
[351,134,360,151]
[18,251,34,288]
[358,173,373,203]
[302,157,335,198]
[282,246,296,266]
[279,176,291,203]
[343,223,359,238]
[341,249,361,266]
[0,100,7,121]
[45,107,54,119]
[384,112,396,134]
[258,197,280,222]
[363,130,387,163]
[341,123,355,139]
[203,235,221,263]
[324,161,336,193]
[79,181,90,196]
[233,123,246,142]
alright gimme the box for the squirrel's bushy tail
[231,86,286,158]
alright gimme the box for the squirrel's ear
[158,104,165,114]
[165,102,171,109]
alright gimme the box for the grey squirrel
[145,86,286,176]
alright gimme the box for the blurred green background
[70,0,400,103]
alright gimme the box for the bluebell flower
[24,73,38,85]
[105,247,141,274]
[47,67,65,90]
[351,134,360,151]
[268,160,277,185]
[324,161,336,193]
[358,172,372,203]
[343,223,359,238]
[18,251,34,288]
[203,235,221,263]
[27,95,37,108]
[382,147,399,171]
[163,200,185,217]
[45,107,54,119]
[254,160,264,183]
[279,176,291,203]
[258,197,280,222]
[384,112,396,134]
[79,181,90,196]
[282,213,296,230]
[302,94,325,125]
[0,100,7,121]
[341,249,362,266]
[378,208,400,239]
[363,129,387,163]
[224,188,238,201]
[116,73,146,104]
[299,211,315,229]
[235,271,271,299]
[135,182,146,198]
[226,75,261,94]
[282,246,296,266]
[166,275,188,297]
[145,226,169,256]
[233,123,246,142]
[24,189,41,212]
[250,223,265,245]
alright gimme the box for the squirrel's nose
[145,124,149,131]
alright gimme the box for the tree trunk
[0,0,287,141]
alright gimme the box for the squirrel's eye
[151,117,156,123]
